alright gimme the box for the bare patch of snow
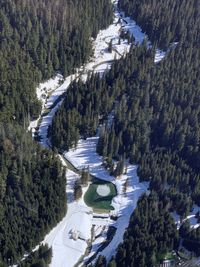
[96,185,111,196]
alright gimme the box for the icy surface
[96,185,111,196]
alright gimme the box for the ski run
[25,0,185,267]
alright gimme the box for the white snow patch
[96,185,111,196]
[41,168,93,267]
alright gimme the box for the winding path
[27,0,167,266]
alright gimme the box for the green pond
[84,178,117,211]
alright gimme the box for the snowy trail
[28,0,168,139]
[26,1,172,266]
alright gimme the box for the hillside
[0,0,113,266]
[49,0,200,265]
[0,0,113,124]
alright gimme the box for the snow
[154,49,167,63]
[44,203,92,267]
[64,137,113,182]
[64,135,148,264]
[41,167,93,267]
[96,185,111,196]
[36,74,63,106]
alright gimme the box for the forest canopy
[0,0,113,265]
[49,0,200,264]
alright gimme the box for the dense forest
[18,245,52,267]
[119,0,200,50]
[1,0,200,265]
[0,123,66,265]
[0,0,113,125]
[0,0,113,265]
[49,0,200,263]
[113,193,178,266]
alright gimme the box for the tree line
[0,123,66,265]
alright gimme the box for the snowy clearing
[64,135,149,264]
[42,167,93,267]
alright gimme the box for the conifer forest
[0,0,200,266]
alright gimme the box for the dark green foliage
[0,0,113,125]
[19,244,52,267]
[47,0,200,262]
[81,167,90,186]
[112,158,125,177]
[0,0,113,264]
[50,32,200,209]
[49,44,153,150]
[95,256,107,267]
[180,221,200,256]
[74,180,83,200]
[118,0,200,50]
[115,193,178,267]
[0,123,66,265]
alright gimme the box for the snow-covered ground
[36,73,64,108]
[41,161,93,267]
[29,137,148,267]
[64,135,149,264]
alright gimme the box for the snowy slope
[25,1,177,266]
[41,165,93,267]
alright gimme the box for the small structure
[158,259,175,267]
[69,227,91,242]
[157,252,176,267]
